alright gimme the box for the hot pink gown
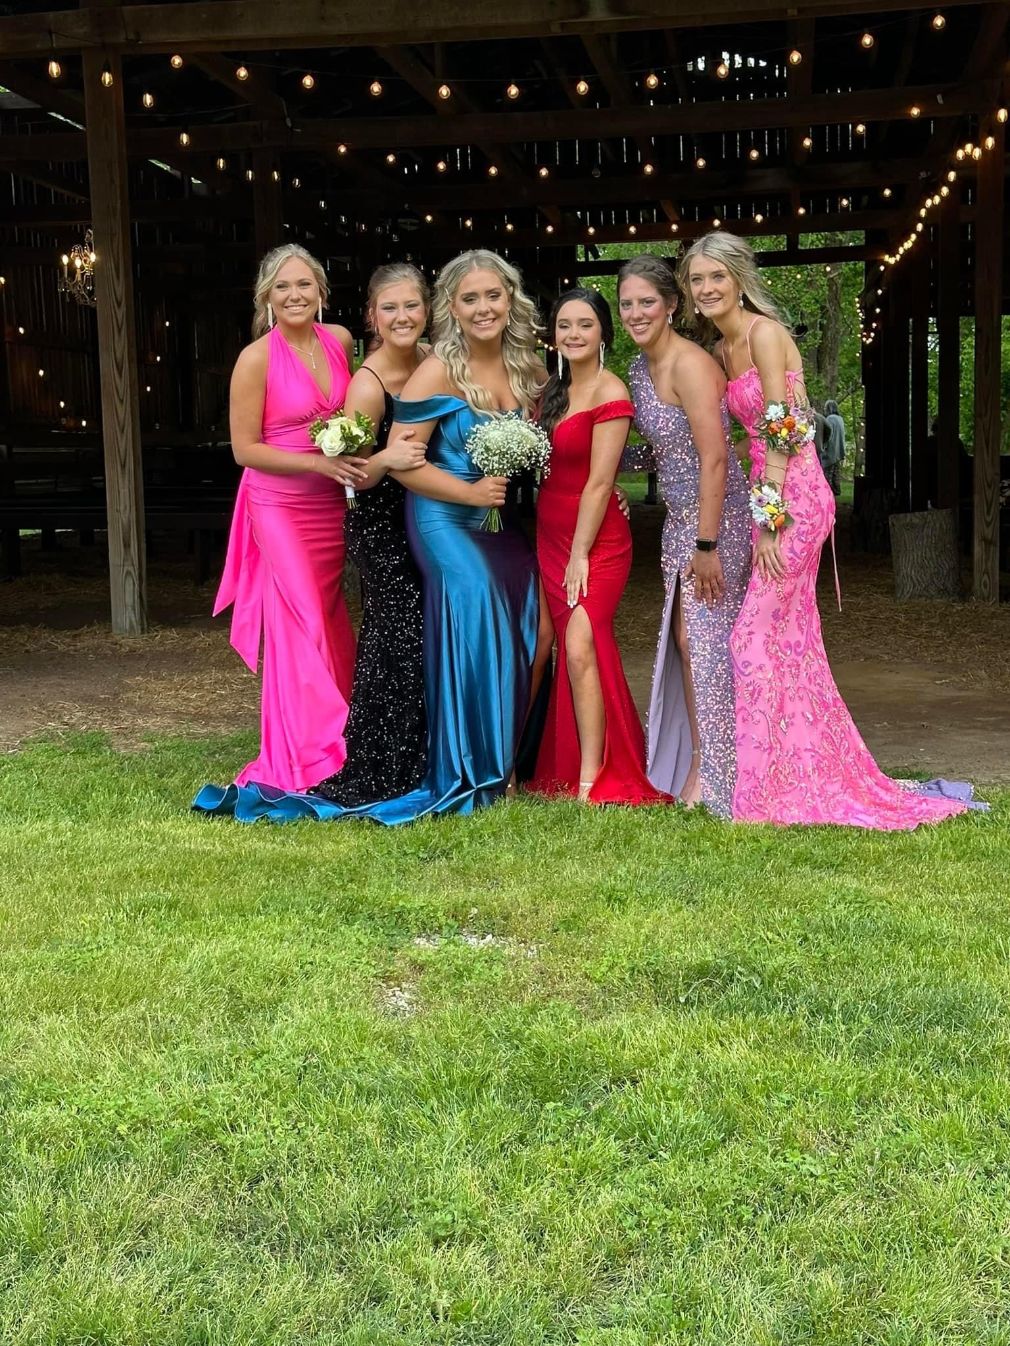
[213,324,356,791]
[726,322,976,829]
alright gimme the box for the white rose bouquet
[465,414,552,532]
[308,410,376,508]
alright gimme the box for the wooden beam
[2,0,984,55]
[574,243,882,273]
[190,54,290,121]
[972,117,1005,603]
[908,246,930,510]
[81,48,146,634]
[936,188,962,512]
[252,148,284,256]
[0,82,991,162]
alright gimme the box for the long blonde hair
[678,232,789,347]
[431,250,545,416]
[252,244,329,338]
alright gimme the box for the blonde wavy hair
[252,244,329,339]
[678,232,789,347]
[431,250,545,416]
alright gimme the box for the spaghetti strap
[357,364,387,393]
[744,315,765,367]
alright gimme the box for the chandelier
[58,229,97,307]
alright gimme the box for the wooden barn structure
[0,0,1007,630]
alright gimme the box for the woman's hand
[313,454,370,486]
[469,476,508,509]
[754,529,786,583]
[380,430,426,472]
[564,551,589,608]
[685,548,725,607]
[614,485,630,519]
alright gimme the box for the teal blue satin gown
[193,394,540,823]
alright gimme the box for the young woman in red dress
[530,288,668,805]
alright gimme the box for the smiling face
[269,257,322,330]
[617,274,675,348]
[686,252,741,323]
[450,266,511,345]
[371,280,427,351]
[554,299,603,367]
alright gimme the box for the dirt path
[1,516,1008,784]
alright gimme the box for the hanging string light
[170,54,184,69]
[505,82,520,99]
[100,62,114,88]
[48,58,62,80]
[644,72,660,90]
[575,79,590,96]
[301,73,315,90]
[859,31,875,49]
[435,159,448,172]
[369,80,383,96]
[715,61,730,79]
[142,91,155,108]
[437,83,452,100]
[236,65,250,81]
[787,49,803,65]
[931,12,946,29]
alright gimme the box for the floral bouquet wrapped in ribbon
[749,480,792,532]
[755,401,815,457]
[308,410,376,508]
[465,414,552,532]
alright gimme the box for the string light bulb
[797,205,807,215]
[504,221,515,232]
[973,145,982,159]
[940,183,950,196]
[575,79,590,96]
[487,164,499,176]
[245,168,255,182]
[628,224,638,235]
[436,82,452,100]
[538,165,550,177]
[545,223,554,233]
[424,213,433,223]
[435,159,448,172]
[587,225,596,236]
[985,134,996,150]
[385,152,396,164]
[788,49,803,65]
[271,168,280,181]
[643,162,655,175]
[216,156,227,170]
[695,156,706,169]
[178,130,191,147]
[754,212,764,223]
[802,134,813,149]
[860,31,875,48]
[337,143,348,155]
[716,61,729,79]
[998,107,1008,124]
[464,217,473,228]
[644,72,660,89]
[301,73,315,90]
[931,12,946,28]
[48,59,62,80]
[291,176,301,188]
[100,63,113,88]
[854,122,866,135]
[670,222,679,233]
[170,54,184,69]
[712,217,722,228]
[946,170,956,181]
[505,82,520,99]
[369,80,383,96]
[748,147,761,161]
[909,104,921,117]
[142,91,155,108]
[236,65,250,81]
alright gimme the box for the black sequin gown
[312,379,427,804]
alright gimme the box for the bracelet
[695,538,718,552]
[749,480,793,531]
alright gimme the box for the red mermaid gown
[531,400,668,805]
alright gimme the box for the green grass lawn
[2,733,1008,1344]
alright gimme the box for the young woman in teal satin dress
[202,249,549,823]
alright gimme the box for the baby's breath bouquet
[465,414,552,532]
[308,410,376,508]
[754,401,815,458]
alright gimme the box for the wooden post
[82,49,147,633]
[253,149,284,260]
[936,188,962,513]
[908,247,930,510]
[972,117,1004,604]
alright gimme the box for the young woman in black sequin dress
[312,263,430,805]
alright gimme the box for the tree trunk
[889,508,961,601]
[815,267,843,394]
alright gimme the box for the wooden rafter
[1,0,985,56]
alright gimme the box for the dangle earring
[598,341,606,370]
[738,293,746,309]
[556,348,563,378]
[317,297,324,322]
[267,302,275,329]
[667,312,675,326]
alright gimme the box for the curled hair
[252,244,328,338]
[678,232,789,347]
[617,254,684,319]
[539,288,615,437]
[364,262,431,340]
[431,250,545,417]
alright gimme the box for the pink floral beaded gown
[204,324,356,793]
[726,318,980,828]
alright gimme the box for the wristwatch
[695,538,718,552]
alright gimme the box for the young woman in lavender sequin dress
[681,232,982,828]
[618,256,751,816]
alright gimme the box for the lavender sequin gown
[628,353,751,817]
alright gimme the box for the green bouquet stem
[481,507,503,533]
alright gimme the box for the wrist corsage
[756,401,815,457]
[749,480,792,531]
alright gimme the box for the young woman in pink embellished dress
[199,245,362,797]
[680,233,981,828]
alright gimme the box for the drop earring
[667,312,675,326]
[598,341,606,370]
[738,293,746,309]
[694,306,700,317]
[267,302,275,329]
[556,348,563,378]
[317,298,324,322]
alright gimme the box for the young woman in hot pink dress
[204,244,362,794]
[680,233,981,829]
